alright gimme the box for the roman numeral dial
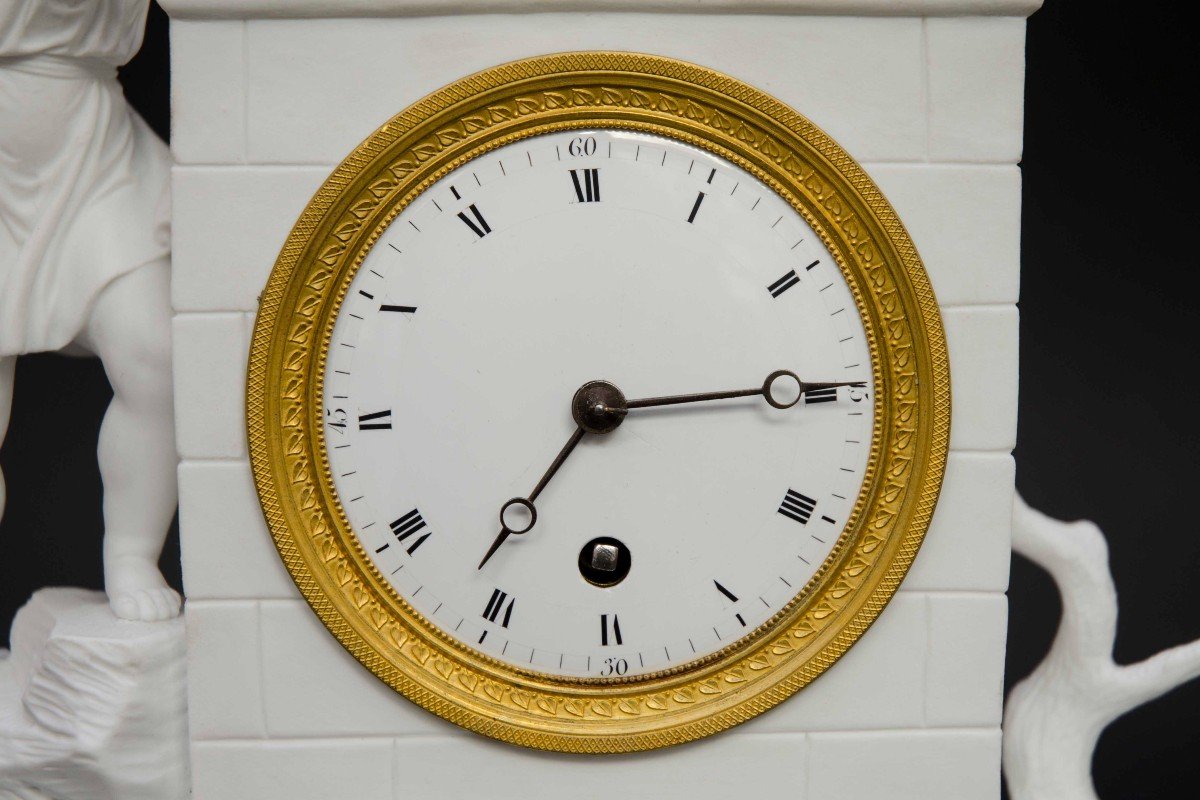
[323,128,875,680]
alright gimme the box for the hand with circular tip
[610,370,865,416]
[477,426,585,570]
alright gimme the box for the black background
[1,2,1196,795]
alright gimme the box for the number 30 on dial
[249,52,949,753]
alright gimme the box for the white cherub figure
[1,0,180,621]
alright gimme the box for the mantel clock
[247,51,950,752]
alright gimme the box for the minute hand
[624,370,864,411]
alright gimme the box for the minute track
[321,127,879,680]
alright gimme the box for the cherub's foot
[105,555,182,621]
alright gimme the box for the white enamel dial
[323,129,874,680]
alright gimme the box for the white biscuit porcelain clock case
[165,2,1031,798]
[324,129,875,680]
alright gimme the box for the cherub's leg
[80,259,180,621]
[1,356,14,522]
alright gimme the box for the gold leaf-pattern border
[247,52,950,753]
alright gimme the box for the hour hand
[477,498,537,570]
[623,370,865,411]
[477,426,586,570]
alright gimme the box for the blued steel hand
[623,370,866,411]
[477,426,586,570]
